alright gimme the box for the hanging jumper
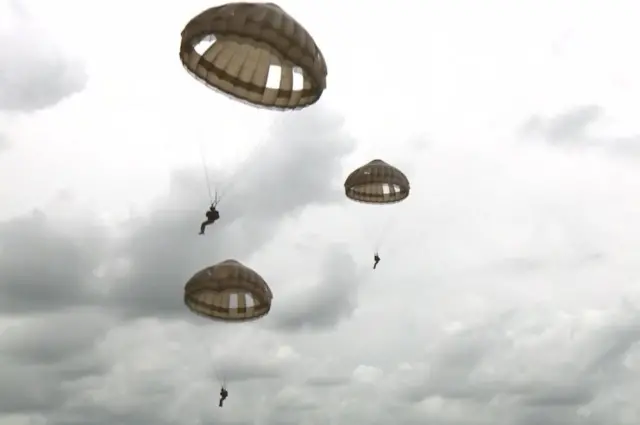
[373,253,380,270]
[219,387,228,407]
[199,205,220,235]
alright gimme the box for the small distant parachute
[184,259,273,322]
[344,159,410,255]
[180,2,327,110]
[344,159,410,204]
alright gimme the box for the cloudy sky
[1,0,640,424]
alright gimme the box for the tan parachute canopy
[184,259,273,322]
[180,2,327,110]
[344,159,410,204]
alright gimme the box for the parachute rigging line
[198,141,217,206]
[201,339,227,390]
[373,212,396,252]
[209,133,269,206]
[211,359,226,387]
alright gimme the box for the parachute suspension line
[215,141,264,204]
[212,364,227,389]
[372,208,397,253]
[211,134,269,205]
[204,338,227,389]
[373,205,422,263]
[198,141,215,204]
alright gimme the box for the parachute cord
[213,367,227,389]
[206,116,284,206]
[215,144,261,203]
[372,211,396,253]
[199,330,226,391]
[211,133,269,205]
[210,361,227,390]
[199,142,214,204]
[376,210,427,262]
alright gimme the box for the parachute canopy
[344,159,410,204]
[184,259,273,322]
[180,2,327,110]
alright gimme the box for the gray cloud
[269,245,363,332]
[214,358,284,383]
[2,223,640,423]
[521,385,593,407]
[0,362,69,415]
[0,308,111,416]
[494,251,605,275]
[104,107,356,320]
[522,105,602,144]
[28,318,300,425]
[0,4,87,112]
[0,106,355,320]
[0,308,113,366]
[394,304,640,424]
[305,376,351,387]
[3,1,640,424]
[521,104,640,156]
[607,134,640,156]
[0,106,361,423]
[3,99,638,423]
[0,211,109,315]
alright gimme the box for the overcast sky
[1,0,640,424]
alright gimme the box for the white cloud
[0,0,86,112]
[352,365,383,383]
[1,0,640,424]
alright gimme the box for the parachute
[344,159,410,204]
[180,2,328,110]
[184,259,273,322]
[344,159,410,257]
